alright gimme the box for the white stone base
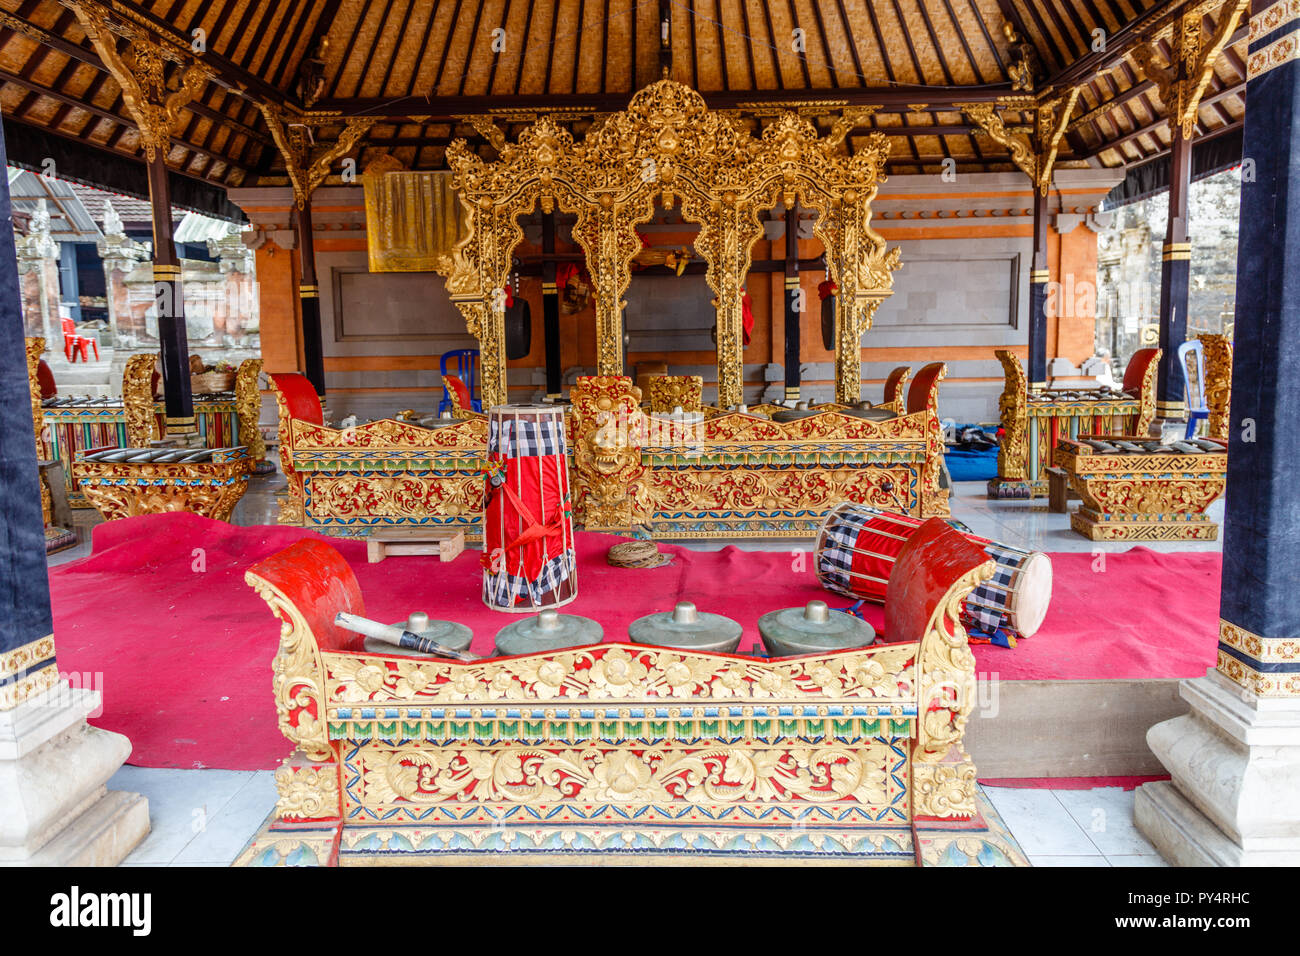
[1135,670,1300,866]
[0,681,148,866]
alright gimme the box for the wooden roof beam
[314,83,1016,118]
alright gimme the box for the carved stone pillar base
[1135,671,1300,866]
[0,683,149,866]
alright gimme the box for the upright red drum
[482,405,578,612]
[814,502,1052,644]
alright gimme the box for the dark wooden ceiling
[0,0,1249,189]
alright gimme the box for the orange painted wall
[255,237,303,375]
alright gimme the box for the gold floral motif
[993,349,1028,482]
[1197,333,1232,441]
[275,761,339,821]
[270,377,305,525]
[74,451,252,522]
[234,358,265,460]
[356,743,893,809]
[122,353,160,446]
[646,375,703,413]
[244,572,333,760]
[569,376,653,530]
[1135,347,1161,435]
[307,473,484,522]
[65,1,212,164]
[325,641,916,705]
[1055,436,1226,540]
[25,338,53,525]
[446,79,900,410]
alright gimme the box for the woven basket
[192,370,236,393]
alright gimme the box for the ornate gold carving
[446,79,899,410]
[275,760,339,821]
[646,375,703,413]
[75,449,252,521]
[270,377,305,525]
[1197,333,1232,441]
[569,376,652,530]
[260,103,375,209]
[913,557,993,817]
[960,89,1081,195]
[1135,1,1250,139]
[25,339,53,525]
[327,642,916,706]
[0,634,57,682]
[122,353,160,446]
[235,358,265,460]
[1135,348,1160,436]
[994,350,1028,482]
[1055,437,1227,540]
[65,0,212,163]
[355,743,893,808]
[917,364,951,517]
[244,571,333,761]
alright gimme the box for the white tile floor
[73,474,1196,866]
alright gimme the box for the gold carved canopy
[445,80,901,408]
[363,167,469,274]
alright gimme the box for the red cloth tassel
[818,279,838,300]
[741,291,754,345]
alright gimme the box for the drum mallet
[335,612,480,662]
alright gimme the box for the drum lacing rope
[607,540,673,569]
[479,478,572,572]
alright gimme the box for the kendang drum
[814,502,1052,645]
[482,405,578,612]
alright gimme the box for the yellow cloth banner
[363,170,468,274]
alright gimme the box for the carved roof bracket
[63,0,213,164]
[1133,0,1249,139]
[959,87,1081,195]
[260,104,376,208]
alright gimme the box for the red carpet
[48,514,1222,770]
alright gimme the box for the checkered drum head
[482,404,577,612]
[814,502,1052,643]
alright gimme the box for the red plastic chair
[61,317,99,362]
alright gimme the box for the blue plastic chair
[438,349,482,414]
[1177,339,1209,439]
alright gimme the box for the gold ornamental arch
[445,80,902,409]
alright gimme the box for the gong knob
[406,611,430,632]
[803,601,830,624]
[672,601,699,624]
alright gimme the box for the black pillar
[0,121,57,710]
[1156,128,1192,422]
[541,211,562,399]
[1219,10,1300,680]
[148,155,194,434]
[296,198,326,398]
[783,206,801,400]
[1028,189,1049,389]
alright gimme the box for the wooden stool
[367,528,465,563]
[1047,467,1071,513]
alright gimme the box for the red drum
[814,502,1052,644]
[482,405,577,612]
